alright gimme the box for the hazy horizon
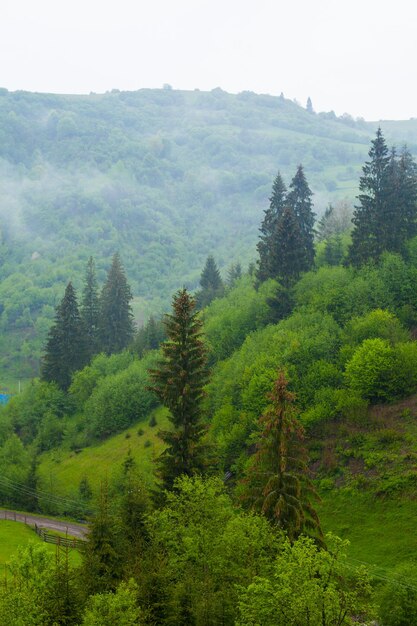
[3,0,417,123]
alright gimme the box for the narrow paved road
[0,509,88,538]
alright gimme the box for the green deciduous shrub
[85,354,158,439]
[345,338,417,402]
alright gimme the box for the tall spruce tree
[272,206,309,287]
[81,256,100,359]
[242,371,322,543]
[98,253,135,355]
[148,288,210,492]
[349,128,391,266]
[196,255,224,308]
[287,165,316,269]
[256,172,287,283]
[42,282,88,390]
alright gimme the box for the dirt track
[0,509,88,538]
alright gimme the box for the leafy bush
[85,354,159,439]
[343,309,409,347]
[237,534,375,625]
[301,387,368,428]
[2,380,71,444]
[70,351,135,408]
[345,338,417,402]
[203,277,276,362]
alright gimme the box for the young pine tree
[98,253,135,355]
[41,282,88,391]
[148,288,211,492]
[242,371,322,543]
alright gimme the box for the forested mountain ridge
[2,86,417,382]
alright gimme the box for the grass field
[318,489,417,583]
[0,520,81,572]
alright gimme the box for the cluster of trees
[349,128,417,265]
[42,253,134,390]
[256,129,417,293]
[0,478,377,625]
[256,165,315,286]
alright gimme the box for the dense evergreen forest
[2,86,417,383]
[0,122,417,623]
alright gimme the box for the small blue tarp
[0,394,11,405]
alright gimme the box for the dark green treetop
[349,128,392,265]
[98,253,135,355]
[256,172,287,283]
[148,288,211,492]
[196,255,224,308]
[395,145,417,246]
[226,261,242,288]
[41,282,88,391]
[287,165,316,269]
[272,205,309,287]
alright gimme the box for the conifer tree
[81,256,100,359]
[242,371,322,543]
[272,205,309,287]
[324,234,344,266]
[226,262,242,288]
[349,128,391,265]
[396,145,417,245]
[148,288,210,492]
[256,172,287,283]
[98,253,135,355]
[349,132,417,265]
[133,316,165,358]
[196,255,224,308]
[82,482,123,596]
[41,282,88,390]
[287,165,316,269]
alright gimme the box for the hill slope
[1,87,414,381]
[2,87,417,380]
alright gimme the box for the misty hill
[1,86,417,380]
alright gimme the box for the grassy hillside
[313,396,417,577]
[33,391,417,580]
[37,407,169,513]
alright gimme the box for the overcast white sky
[2,0,417,121]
